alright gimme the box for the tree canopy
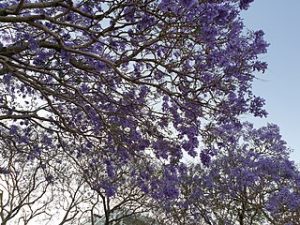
[0,0,298,225]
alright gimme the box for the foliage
[0,0,298,225]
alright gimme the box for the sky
[241,1,300,163]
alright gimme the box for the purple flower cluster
[173,123,300,224]
[239,0,255,10]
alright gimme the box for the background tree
[0,138,163,225]
[164,123,300,225]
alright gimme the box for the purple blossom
[239,0,254,10]
[180,0,196,8]
[3,75,12,85]
[42,135,52,146]
[104,183,116,197]
[60,49,70,62]
[163,182,179,199]
[95,61,106,71]
[250,96,268,117]
[9,125,18,135]
[200,151,211,167]
[253,61,268,72]
[105,161,115,178]
[124,6,135,22]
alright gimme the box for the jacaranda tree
[0,141,159,225]
[165,123,300,225]
[1,0,298,224]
